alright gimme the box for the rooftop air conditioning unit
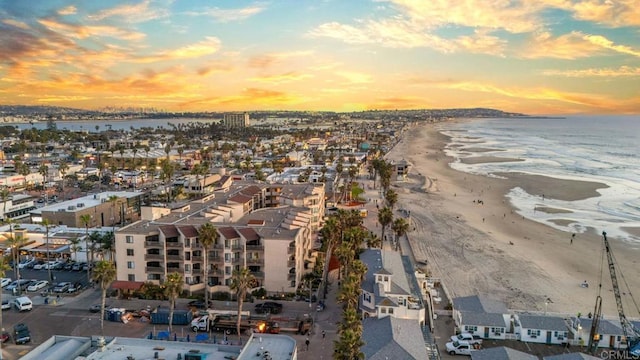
[67,205,76,210]
[77,203,84,208]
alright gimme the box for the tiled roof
[218,226,239,239]
[159,225,179,238]
[229,194,253,204]
[238,228,260,241]
[177,225,198,238]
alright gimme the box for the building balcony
[209,256,222,263]
[287,273,296,281]
[192,268,203,275]
[166,266,183,272]
[209,269,224,276]
[213,243,223,249]
[165,241,183,248]
[144,254,164,261]
[166,254,183,261]
[246,244,264,251]
[145,241,163,248]
[232,245,243,251]
[231,257,243,264]
[192,255,203,262]
[247,258,264,265]
[190,243,202,249]
[287,246,296,254]
[145,266,164,273]
[250,271,265,279]
[287,260,296,267]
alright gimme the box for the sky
[0,0,639,115]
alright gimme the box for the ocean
[440,115,640,243]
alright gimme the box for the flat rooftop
[86,337,239,360]
[237,333,297,360]
[32,191,141,214]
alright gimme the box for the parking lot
[0,270,343,360]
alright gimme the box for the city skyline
[1,0,638,115]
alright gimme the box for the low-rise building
[359,249,425,325]
[452,295,510,340]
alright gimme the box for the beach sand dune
[386,122,640,317]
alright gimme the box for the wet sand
[385,121,640,316]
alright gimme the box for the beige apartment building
[114,181,324,295]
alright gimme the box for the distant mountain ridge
[0,105,528,118]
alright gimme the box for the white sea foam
[441,116,640,243]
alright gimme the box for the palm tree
[0,188,10,224]
[0,256,11,358]
[384,188,398,210]
[69,236,81,261]
[92,260,116,335]
[42,219,53,283]
[58,160,69,193]
[80,214,92,282]
[163,272,183,334]
[230,267,255,341]
[4,229,27,288]
[198,223,218,307]
[107,195,119,231]
[377,207,393,247]
[392,218,410,251]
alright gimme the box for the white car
[26,280,49,292]
[43,261,61,270]
[17,259,36,269]
[33,261,47,270]
[1,299,9,310]
[0,278,11,288]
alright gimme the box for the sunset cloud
[543,66,640,77]
[88,0,168,23]
[186,4,266,22]
[38,18,146,41]
[57,5,77,16]
[250,72,313,84]
[134,37,221,63]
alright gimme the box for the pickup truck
[13,323,31,345]
[450,332,483,345]
[445,340,480,355]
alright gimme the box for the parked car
[17,259,36,269]
[0,277,11,288]
[67,282,83,293]
[254,301,283,314]
[33,261,47,270]
[53,282,71,293]
[13,323,31,344]
[446,340,480,356]
[6,279,31,292]
[26,280,49,292]
[0,331,9,343]
[72,263,84,271]
[64,262,75,271]
[450,332,483,345]
[1,299,10,310]
[26,260,43,269]
[52,261,66,270]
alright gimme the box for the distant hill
[0,105,528,119]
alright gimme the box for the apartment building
[114,180,323,295]
[0,194,36,221]
[223,112,250,128]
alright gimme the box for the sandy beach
[386,121,640,317]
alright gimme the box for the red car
[0,331,10,343]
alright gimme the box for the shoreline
[386,121,640,317]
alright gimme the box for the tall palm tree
[42,219,53,283]
[230,268,255,341]
[107,195,119,231]
[5,230,28,290]
[69,236,81,261]
[392,217,409,251]
[384,188,398,210]
[0,188,10,224]
[377,207,393,247]
[92,260,116,336]
[80,214,92,282]
[58,160,69,193]
[198,223,218,307]
[164,272,183,334]
[0,256,11,359]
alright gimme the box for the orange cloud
[38,18,145,41]
[2,19,30,30]
[178,87,303,110]
[134,37,221,63]
[187,4,267,22]
[88,0,168,23]
[565,0,640,27]
[247,51,314,69]
[250,72,313,84]
[543,66,640,77]
[521,31,601,59]
[57,5,77,16]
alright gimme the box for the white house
[359,249,425,324]
[471,346,538,360]
[568,317,626,349]
[516,314,569,345]
[452,295,510,340]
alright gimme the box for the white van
[13,296,33,311]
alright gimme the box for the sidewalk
[296,269,341,360]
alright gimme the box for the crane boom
[602,231,640,354]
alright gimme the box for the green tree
[164,272,184,334]
[230,268,255,341]
[4,228,27,288]
[58,160,69,193]
[0,188,10,224]
[377,207,393,248]
[80,214,92,282]
[384,188,398,210]
[392,217,410,251]
[42,219,53,283]
[92,260,116,336]
[198,223,219,307]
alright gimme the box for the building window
[127,274,135,281]
[126,236,133,243]
[225,266,231,275]
[126,249,134,256]
[388,307,394,314]
[491,327,503,334]
[184,264,191,273]
[384,276,388,281]
[185,252,191,261]
[127,261,135,269]
[465,326,478,333]
[224,253,231,263]
[381,307,387,314]
[527,329,541,337]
